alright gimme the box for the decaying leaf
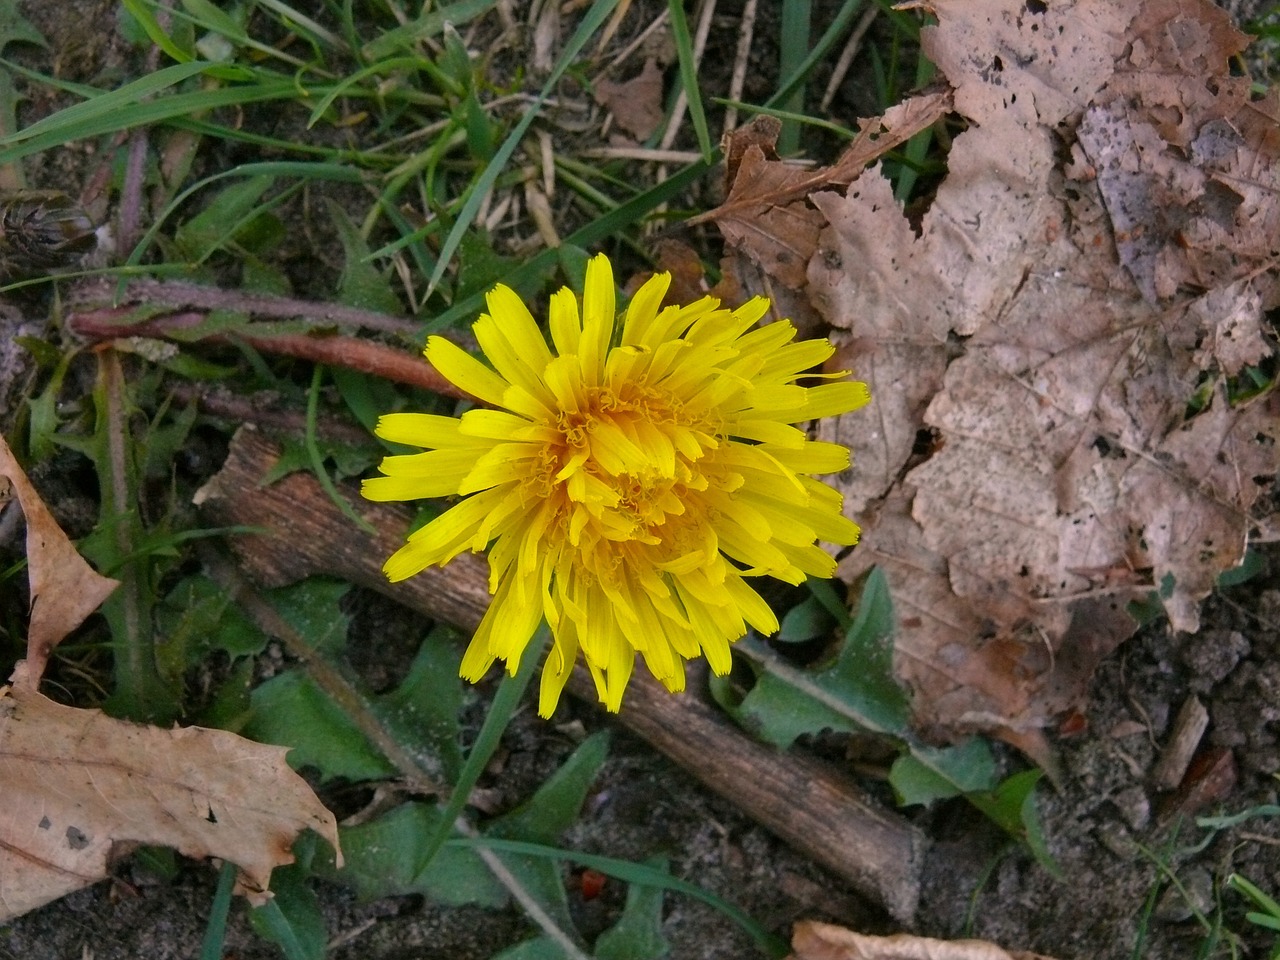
[593,57,665,140]
[789,920,1058,960]
[726,0,1279,756]
[0,433,118,685]
[0,664,341,921]
[697,94,952,289]
[0,432,341,921]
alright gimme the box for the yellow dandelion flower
[363,253,869,717]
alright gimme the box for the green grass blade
[667,0,712,160]
[198,861,237,960]
[777,0,811,154]
[425,0,623,298]
[449,837,789,959]
[0,67,303,166]
[767,0,864,113]
[0,59,213,143]
[423,156,712,334]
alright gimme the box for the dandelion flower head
[363,254,869,717]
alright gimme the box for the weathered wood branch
[196,426,927,921]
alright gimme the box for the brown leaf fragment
[0,667,341,922]
[1070,0,1280,305]
[707,146,824,289]
[789,921,1059,960]
[697,93,951,290]
[721,114,782,186]
[808,0,1280,750]
[810,108,1058,514]
[0,434,118,687]
[593,57,665,141]
[920,0,1133,128]
[1102,0,1252,148]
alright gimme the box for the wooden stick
[195,426,928,921]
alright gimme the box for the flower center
[530,383,720,548]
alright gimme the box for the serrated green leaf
[481,732,612,942]
[777,593,837,643]
[594,856,670,960]
[262,433,380,486]
[888,740,998,806]
[247,670,396,781]
[332,366,407,435]
[490,731,610,845]
[967,769,1059,876]
[491,937,573,960]
[454,229,521,301]
[270,577,351,655]
[23,344,76,460]
[245,614,463,784]
[173,174,274,261]
[321,802,505,906]
[155,574,265,665]
[323,197,402,314]
[732,567,909,750]
[375,625,467,783]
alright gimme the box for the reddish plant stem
[68,306,469,400]
[70,277,425,339]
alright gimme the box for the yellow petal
[579,253,615,384]
[426,336,511,406]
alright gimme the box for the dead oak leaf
[0,666,341,922]
[918,0,1133,128]
[0,433,117,687]
[697,93,951,290]
[805,0,1278,751]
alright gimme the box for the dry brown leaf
[0,662,341,921]
[801,0,1280,753]
[593,57,665,141]
[0,431,340,920]
[0,433,118,687]
[696,93,951,290]
[919,0,1133,128]
[789,921,1058,960]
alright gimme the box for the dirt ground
[2,1,1280,959]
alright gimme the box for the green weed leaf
[593,856,671,960]
[482,732,613,938]
[173,174,275,262]
[490,937,574,960]
[323,198,402,314]
[966,769,1059,876]
[245,602,464,784]
[248,863,327,960]
[888,740,998,806]
[321,802,505,905]
[728,567,910,748]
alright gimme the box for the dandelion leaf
[246,619,464,785]
[728,568,910,750]
[319,802,505,906]
[593,857,671,960]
